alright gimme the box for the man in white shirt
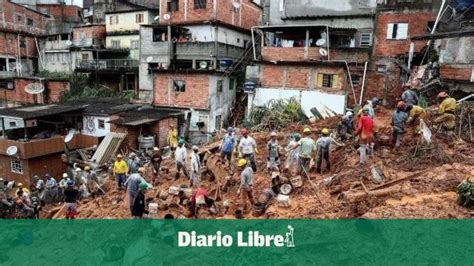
[175,139,189,180]
[190,146,201,188]
[238,128,257,172]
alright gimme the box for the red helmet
[397,101,406,109]
[240,128,248,135]
[437,91,448,99]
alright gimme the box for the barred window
[194,0,207,9]
[11,159,23,174]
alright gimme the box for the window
[317,73,340,89]
[153,28,167,42]
[136,13,144,23]
[217,80,223,92]
[194,0,207,9]
[168,0,179,12]
[16,15,22,23]
[109,15,118,25]
[11,159,23,174]
[351,75,361,85]
[111,40,121,49]
[360,33,372,46]
[215,115,222,130]
[27,18,33,26]
[387,23,408,40]
[229,78,235,90]
[9,121,16,127]
[19,38,26,48]
[173,80,185,92]
[82,53,89,60]
[427,21,435,33]
[376,64,387,73]
[131,40,139,49]
[98,119,105,129]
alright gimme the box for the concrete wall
[105,10,157,33]
[436,36,474,65]
[82,115,111,137]
[43,52,75,73]
[72,24,106,47]
[0,78,70,106]
[105,35,140,59]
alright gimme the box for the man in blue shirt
[220,127,236,167]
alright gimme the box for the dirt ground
[42,107,474,219]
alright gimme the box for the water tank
[138,135,155,150]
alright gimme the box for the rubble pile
[44,107,474,219]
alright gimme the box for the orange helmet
[397,101,406,109]
[437,91,448,99]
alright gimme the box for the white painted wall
[106,11,155,33]
[208,76,236,131]
[251,87,346,118]
[181,25,251,47]
[82,116,111,137]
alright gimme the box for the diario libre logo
[178,225,295,248]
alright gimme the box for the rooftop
[71,98,140,116]
[0,104,87,120]
[109,108,181,126]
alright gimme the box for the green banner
[1,220,473,265]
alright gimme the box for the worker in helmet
[127,152,141,174]
[190,146,201,188]
[284,133,301,173]
[175,139,189,180]
[296,128,316,176]
[32,175,45,205]
[125,167,146,213]
[433,91,457,135]
[167,124,178,156]
[362,97,380,119]
[355,107,374,164]
[220,127,236,168]
[84,166,98,197]
[15,182,30,199]
[401,84,419,106]
[237,158,254,212]
[63,179,79,219]
[113,154,128,189]
[238,128,257,172]
[45,173,58,203]
[58,173,69,202]
[267,131,280,172]
[315,128,344,174]
[151,147,162,182]
[406,104,427,133]
[391,101,409,149]
[131,181,150,219]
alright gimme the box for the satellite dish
[64,129,75,143]
[66,40,72,46]
[146,56,154,63]
[199,61,208,69]
[25,82,45,95]
[6,146,18,156]
[154,15,160,21]
[316,39,326,46]
[319,48,328,56]
[163,14,171,21]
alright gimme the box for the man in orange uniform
[355,108,374,165]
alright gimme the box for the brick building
[248,0,377,116]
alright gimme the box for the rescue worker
[284,133,300,173]
[190,146,201,188]
[63,179,79,219]
[113,154,128,189]
[127,153,141,174]
[15,190,33,218]
[33,175,45,204]
[391,101,408,149]
[189,187,214,218]
[337,111,354,141]
[355,108,374,165]
[433,91,457,135]
[401,84,419,106]
[297,128,315,176]
[15,183,30,198]
[238,128,257,172]
[175,139,189,179]
[362,97,380,119]
[131,181,149,219]
[151,147,162,181]
[125,167,146,213]
[84,166,99,197]
[45,173,58,203]
[220,127,236,167]
[406,104,427,133]
[58,173,69,201]
[267,131,280,172]
[237,159,254,212]
[167,124,178,155]
[315,128,343,174]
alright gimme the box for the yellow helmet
[237,159,247,167]
[303,128,311,134]
[322,128,330,135]
[84,166,91,171]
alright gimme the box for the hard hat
[237,159,247,167]
[437,91,448,99]
[345,111,353,117]
[178,139,185,145]
[17,182,23,187]
[66,179,74,187]
[117,154,123,158]
[129,152,136,157]
[270,131,277,137]
[32,175,39,180]
[138,167,146,174]
[192,145,199,151]
[293,133,301,141]
[321,128,330,135]
[84,166,91,171]
[62,173,68,178]
[303,128,311,134]
[75,168,82,172]
[153,147,159,151]
[227,127,234,133]
[139,181,149,190]
[397,101,406,109]
[240,128,248,135]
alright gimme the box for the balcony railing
[44,40,70,50]
[76,59,139,71]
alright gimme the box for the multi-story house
[248,0,376,117]
[139,0,262,143]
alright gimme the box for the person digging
[237,159,254,214]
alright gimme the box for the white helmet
[270,131,277,137]
[345,111,353,117]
